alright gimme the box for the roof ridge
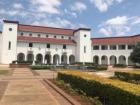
[19,24,75,31]
[91,34,140,39]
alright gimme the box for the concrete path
[0,68,72,105]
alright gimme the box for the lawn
[0,70,9,75]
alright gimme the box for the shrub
[113,64,127,68]
[30,65,51,70]
[95,65,108,70]
[58,71,140,105]
[115,71,140,82]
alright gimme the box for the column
[51,55,53,64]
[98,56,101,65]
[67,55,69,64]
[126,57,128,65]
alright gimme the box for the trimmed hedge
[113,64,127,68]
[30,65,51,70]
[115,71,140,82]
[95,65,108,70]
[58,71,140,105]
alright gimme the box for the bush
[95,65,108,71]
[30,65,51,70]
[113,64,127,68]
[58,71,140,105]
[115,71,140,82]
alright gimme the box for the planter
[9,64,30,68]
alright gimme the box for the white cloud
[105,16,128,25]
[13,3,23,9]
[99,28,112,36]
[98,16,131,36]
[90,0,124,12]
[71,2,87,12]
[29,0,61,14]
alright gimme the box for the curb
[43,79,81,105]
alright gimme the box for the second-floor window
[128,45,135,49]
[101,45,108,50]
[118,44,126,50]
[110,45,116,50]
[93,45,99,50]
[63,44,66,49]
[47,44,50,48]
[84,46,86,53]
[8,41,11,50]
[29,43,33,47]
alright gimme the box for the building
[0,20,139,65]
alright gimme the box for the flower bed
[115,70,140,82]
[58,71,140,105]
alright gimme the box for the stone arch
[119,55,126,65]
[93,55,99,64]
[36,54,43,64]
[61,54,67,64]
[27,53,34,62]
[101,55,108,65]
[128,56,134,66]
[69,55,75,64]
[17,53,25,62]
[53,54,60,65]
[45,54,51,64]
[110,55,117,65]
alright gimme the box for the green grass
[0,70,9,75]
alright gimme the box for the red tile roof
[18,24,75,36]
[91,35,140,44]
[17,36,76,45]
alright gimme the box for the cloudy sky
[0,0,140,37]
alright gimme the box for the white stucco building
[0,20,140,65]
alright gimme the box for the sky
[0,0,140,38]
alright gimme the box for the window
[101,45,108,50]
[21,33,23,36]
[63,44,66,49]
[93,45,99,50]
[110,45,116,50]
[118,45,126,50]
[128,45,135,49]
[61,36,64,39]
[29,43,33,47]
[84,46,86,53]
[47,44,50,48]
[84,34,87,37]
[8,41,11,50]
[46,35,49,38]
[29,33,32,37]
[9,28,12,31]
[54,36,56,38]
[38,34,41,37]
[69,37,71,40]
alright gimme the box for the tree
[130,42,140,64]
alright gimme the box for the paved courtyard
[0,68,72,105]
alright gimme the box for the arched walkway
[93,56,99,64]
[27,54,34,62]
[101,55,108,65]
[36,54,43,64]
[53,54,60,65]
[61,54,67,64]
[69,55,75,64]
[128,56,134,66]
[45,54,51,64]
[110,55,117,65]
[17,53,25,62]
[119,55,126,65]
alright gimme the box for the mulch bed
[50,79,93,105]
[0,81,9,100]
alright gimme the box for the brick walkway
[0,68,72,105]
